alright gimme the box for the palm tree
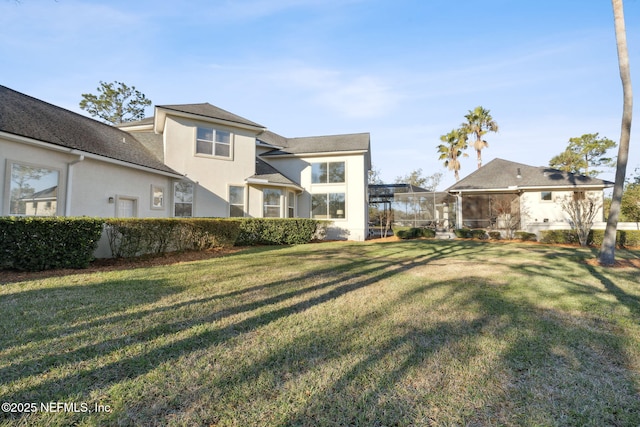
[437,128,468,181]
[600,0,633,266]
[462,106,499,169]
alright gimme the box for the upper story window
[196,126,232,158]
[312,161,345,184]
[541,191,552,201]
[9,162,59,216]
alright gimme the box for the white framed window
[541,191,552,201]
[312,193,345,219]
[151,184,164,210]
[7,161,60,216]
[229,185,245,217]
[263,188,282,218]
[288,191,296,218]
[312,161,345,184]
[174,181,194,217]
[196,126,232,158]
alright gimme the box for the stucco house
[0,85,371,241]
[446,158,614,238]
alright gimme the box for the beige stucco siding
[161,116,258,217]
[1,137,175,218]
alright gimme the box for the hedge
[540,230,583,245]
[105,218,242,258]
[395,227,436,240]
[591,229,640,248]
[0,217,104,271]
[235,218,322,245]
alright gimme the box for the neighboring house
[0,85,371,242]
[445,158,614,237]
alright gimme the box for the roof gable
[446,158,613,192]
[156,103,264,129]
[0,85,179,176]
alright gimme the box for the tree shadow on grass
[0,241,489,425]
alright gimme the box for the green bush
[514,231,537,242]
[105,218,242,258]
[540,230,581,245]
[0,217,104,271]
[454,228,472,238]
[488,231,501,240]
[470,229,488,240]
[235,218,321,245]
[591,229,640,248]
[396,227,435,239]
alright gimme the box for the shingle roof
[0,85,180,176]
[247,158,301,188]
[157,103,264,128]
[447,158,613,192]
[260,132,370,156]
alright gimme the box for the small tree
[560,191,601,247]
[395,169,442,191]
[549,133,617,177]
[489,194,522,239]
[437,128,468,181]
[80,81,152,125]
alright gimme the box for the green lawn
[1,240,639,426]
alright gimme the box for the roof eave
[154,106,265,134]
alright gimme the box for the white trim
[261,150,368,158]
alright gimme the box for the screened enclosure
[368,184,456,238]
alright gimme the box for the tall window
[229,186,245,217]
[174,182,194,217]
[263,189,282,218]
[312,161,345,183]
[9,163,59,216]
[196,126,232,158]
[288,191,295,218]
[312,193,345,219]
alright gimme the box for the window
[288,191,295,218]
[174,182,194,217]
[196,126,232,158]
[9,162,59,216]
[312,193,345,219]
[312,161,345,183]
[229,186,245,217]
[541,191,552,201]
[263,189,282,218]
[151,185,164,209]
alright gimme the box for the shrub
[488,231,501,240]
[540,230,581,245]
[470,229,488,240]
[396,227,435,239]
[235,218,320,245]
[514,231,537,242]
[454,228,472,238]
[0,217,104,271]
[105,218,242,258]
[591,229,640,248]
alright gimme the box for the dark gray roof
[261,132,370,156]
[257,130,289,148]
[248,158,301,187]
[0,85,180,176]
[157,103,264,128]
[447,158,613,192]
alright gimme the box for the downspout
[456,192,463,229]
[65,153,85,216]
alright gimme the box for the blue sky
[2,0,639,190]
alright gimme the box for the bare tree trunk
[600,0,633,265]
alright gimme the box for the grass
[1,240,639,426]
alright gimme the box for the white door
[118,198,136,217]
